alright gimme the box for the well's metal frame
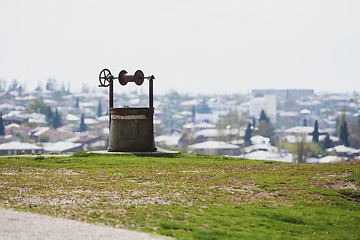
[98,69,156,152]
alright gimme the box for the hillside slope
[1,153,359,239]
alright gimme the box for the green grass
[1,153,359,239]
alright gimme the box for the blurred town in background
[0,78,359,163]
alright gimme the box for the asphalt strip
[0,208,171,240]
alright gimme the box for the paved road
[0,208,171,240]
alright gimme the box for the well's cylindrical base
[108,108,156,152]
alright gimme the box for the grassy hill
[1,152,359,239]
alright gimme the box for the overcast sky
[1,0,359,94]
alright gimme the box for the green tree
[337,106,346,138]
[321,134,333,150]
[0,112,5,136]
[97,100,102,117]
[216,109,247,130]
[17,85,23,96]
[23,121,37,128]
[167,90,181,101]
[303,118,307,126]
[312,120,319,142]
[15,132,24,141]
[259,110,270,122]
[79,113,87,132]
[340,121,349,147]
[53,91,63,101]
[45,106,53,125]
[66,82,71,94]
[52,109,61,129]
[82,83,89,93]
[0,79,6,92]
[8,79,19,91]
[197,99,212,114]
[35,81,42,91]
[292,134,309,163]
[27,100,48,114]
[46,78,57,91]
[348,119,360,149]
[308,141,322,158]
[61,81,66,94]
[216,109,247,143]
[75,97,79,109]
[257,120,275,141]
[39,135,50,142]
[337,106,349,146]
[256,110,274,143]
[334,118,339,137]
[192,105,195,122]
[244,122,252,146]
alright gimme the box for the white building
[44,141,83,153]
[208,102,236,118]
[0,141,44,155]
[196,101,238,124]
[188,141,240,155]
[249,95,276,123]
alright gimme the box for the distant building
[252,89,315,99]
[2,115,28,126]
[44,141,83,153]
[188,141,240,155]
[0,141,44,155]
[208,102,235,117]
[155,132,181,147]
[250,135,270,145]
[29,127,67,142]
[65,131,107,150]
[327,145,360,158]
[183,122,216,132]
[195,113,219,124]
[196,100,237,124]
[5,124,32,137]
[249,95,276,123]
